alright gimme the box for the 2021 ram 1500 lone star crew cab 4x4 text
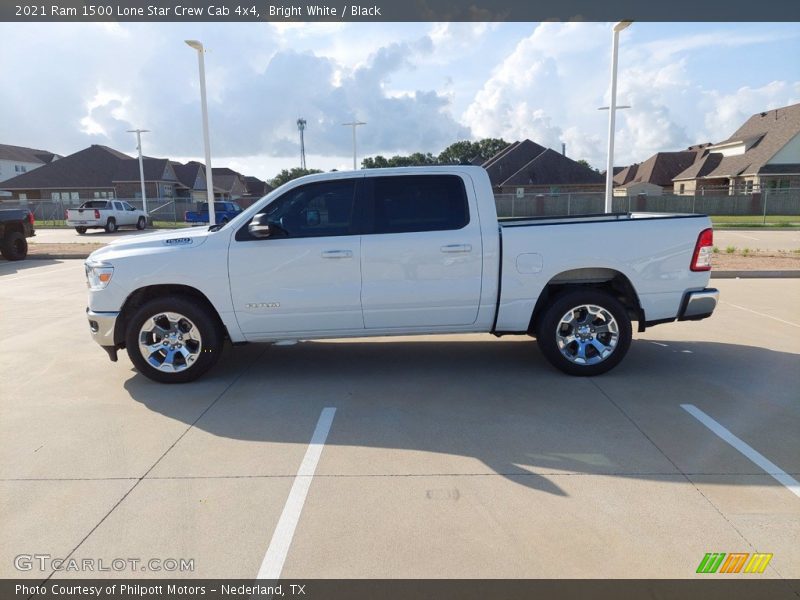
[84,166,719,383]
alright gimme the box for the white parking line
[721,301,800,328]
[727,232,760,241]
[257,407,337,579]
[0,264,73,282]
[681,404,800,499]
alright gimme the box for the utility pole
[342,120,366,170]
[603,21,632,213]
[185,39,216,226]
[297,118,307,169]
[127,129,150,215]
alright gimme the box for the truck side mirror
[248,214,272,238]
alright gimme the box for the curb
[711,271,800,279]
[26,253,91,260]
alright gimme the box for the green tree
[438,138,509,165]
[476,138,509,161]
[270,167,324,187]
[575,159,600,173]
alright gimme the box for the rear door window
[367,175,469,234]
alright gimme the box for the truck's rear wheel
[136,217,146,230]
[105,218,117,233]
[125,297,223,383]
[75,226,87,234]
[1,231,28,261]
[537,289,631,376]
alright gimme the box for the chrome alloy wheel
[138,312,202,373]
[555,304,619,365]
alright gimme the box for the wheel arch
[528,267,645,335]
[115,284,227,347]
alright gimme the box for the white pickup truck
[84,166,718,383]
[67,200,148,234]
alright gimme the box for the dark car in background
[0,208,35,260]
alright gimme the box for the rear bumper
[86,308,120,361]
[677,288,719,321]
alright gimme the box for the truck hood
[88,226,213,261]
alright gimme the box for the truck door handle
[440,244,472,253]
[321,250,353,259]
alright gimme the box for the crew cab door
[360,174,483,329]
[228,177,364,336]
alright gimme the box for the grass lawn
[710,215,800,227]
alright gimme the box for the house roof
[614,150,703,187]
[0,145,185,191]
[482,140,547,186]
[243,175,272,196]
[0,145,131,189]
[500,148,605,187]
[113,157,176,183]
[673,102,800,181]
[171,161,206,189]
[0,143,61,164]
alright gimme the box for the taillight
[27,211,35,226]
[691,228,713,271]
[94,209,100,219]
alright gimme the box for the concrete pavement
[1,260,798,582]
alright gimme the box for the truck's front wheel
[537,289,632,376]
[125,297,223,383]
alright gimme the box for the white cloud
[700,81,800,142]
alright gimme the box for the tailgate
[67,209,101,224]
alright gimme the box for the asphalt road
[1,260,798,585]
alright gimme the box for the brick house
[673,103,800,195]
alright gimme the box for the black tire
[536,289,632,376]
[1,231,28,261]
[136,216,147,230]
[75,226,87,234]
[125,296,224,384]
[105,218,117,233]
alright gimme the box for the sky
[1,21,799,181]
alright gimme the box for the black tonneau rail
[499,212,706,228]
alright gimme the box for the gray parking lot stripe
[257,407,336,580]
[682,404,800,499]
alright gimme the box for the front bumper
[677,288,719,321]
[87,308,120,361]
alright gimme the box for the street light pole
[342,121,366,170]
[604,20,632,213]
[127,128,150,215]
[185,39,216,226]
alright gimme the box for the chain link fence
[494,188,800,221]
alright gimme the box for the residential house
[211,167,248,200]
[0,143,61,183]
[171,161,208,203]
[482,139,605,194]
[673,102,800,195]
[613,144,711,196]
[0,145,181,204]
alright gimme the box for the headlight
[85,261,114,290]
